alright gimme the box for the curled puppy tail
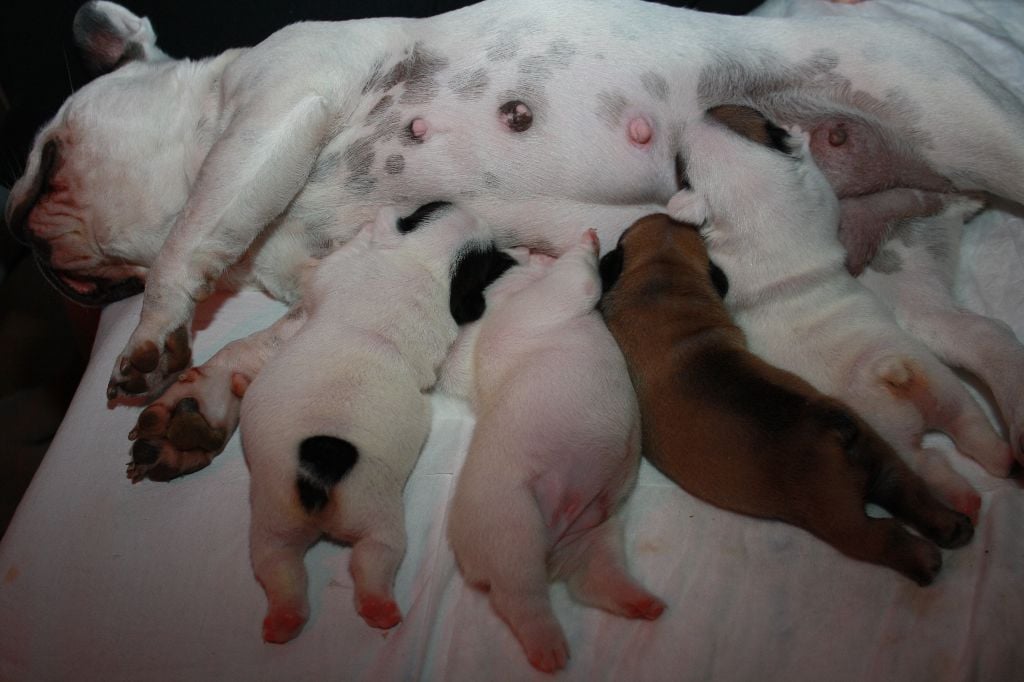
[296,436,359,512]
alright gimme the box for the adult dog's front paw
[107,326,191,400]
[125,364,246,482]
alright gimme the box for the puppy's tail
[295,436,359,513]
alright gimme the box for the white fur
[239,205,486,641]
[8,0,1024,478]
[7,0,1024,397]
[445,231,662,674]
[668,116,1014,520]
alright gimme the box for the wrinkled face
[4,2,182,304]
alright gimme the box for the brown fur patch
[599,213,972,583]
[165,326,191,374]
[129,340,160,373]
[708,104,772,145]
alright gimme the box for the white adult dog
[667,106,1013,519]
[7,0,1024,480]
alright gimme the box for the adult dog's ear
[599,246,625,295]
[707,105,790,154]
[73,1,169,74]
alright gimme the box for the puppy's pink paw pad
[622,596,666,620]
[952,491,982,525]
[262,608,306,643]
[526,641,570,673]
[358,596,402,629]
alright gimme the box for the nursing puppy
[446,230,663,674]
[668,107,1014,519]
[240,202,496,643]
[599,213,973,584]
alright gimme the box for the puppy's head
[674,105,837,232]
[599,213,727,302]
[363,202,510,324]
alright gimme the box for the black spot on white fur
[764,120,792,154]
[449,245,518,324]
[708,261,729,299]
[384,154,405,175]
[396,201,452,234]
[296,436,359,513]
[674,152,690,191]
[599,246,625,295]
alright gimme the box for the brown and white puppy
[669,108,1014,519]
[598,213,973,585]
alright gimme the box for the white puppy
[668,106,1013,520]
[239,202,495,643]
[445,230,663,674]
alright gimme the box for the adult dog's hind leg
[107,95,332,400]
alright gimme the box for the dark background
[0,1,761,533]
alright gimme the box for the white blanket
[2,1,1022,680]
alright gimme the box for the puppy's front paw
[107,325,192,400]
[126,365,245,482]
[784,124,813,156]
[667,189,708,227]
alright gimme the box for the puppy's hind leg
[878,354,1013,477]
[897,307,1024,466]
[801,483,945,586]
[108,95,332,400]
[559,516,665,621]
[794,407,946,585]
[909,447,982,525]
[450,482,568,673]
[250,491,319,644]
[346,519,408,630]
[857,435,974,548]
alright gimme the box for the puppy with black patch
[599,213,974,584]
[240,202,502,643]
[668,106,1014,520]
[446,230,663,674]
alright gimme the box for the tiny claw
[128,428,139,441]
[107,383,119,401]
[119,357,132,374]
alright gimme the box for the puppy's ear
[448,245,517,324]
[707,105,791,154]
[599,246,625,295]
[708,260,729,299]
[73,1,166,74]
